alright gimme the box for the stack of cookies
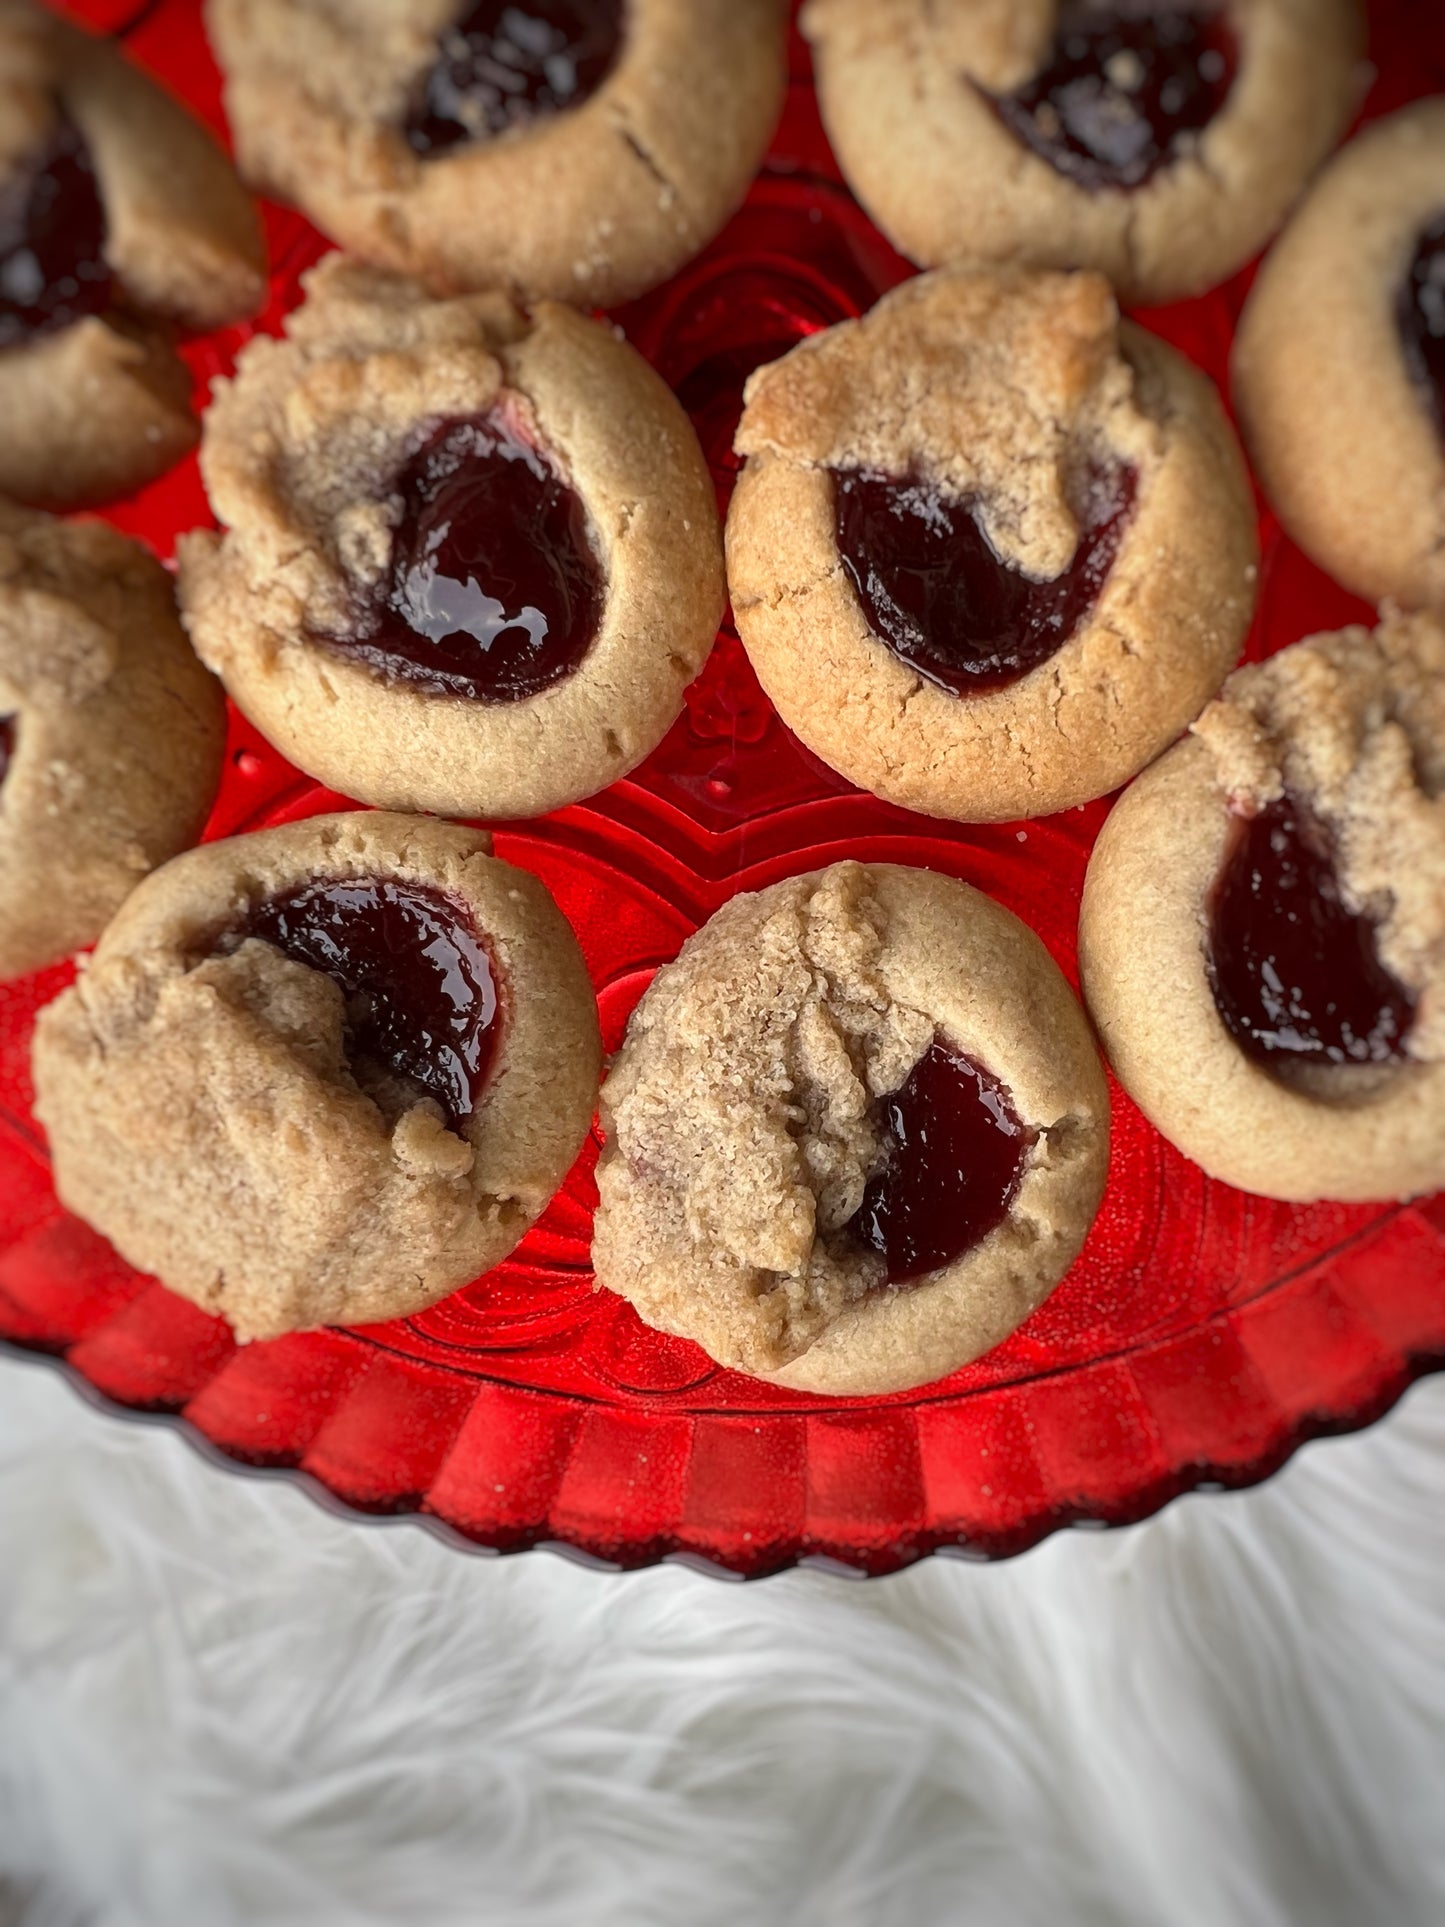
[5,0,1441,1401]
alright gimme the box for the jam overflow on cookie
[0,114,111,350]
[1398,212,1445,439]
[404,0,626,154]
[990,0,1238,193]
[320,410,605,706]
[848,1041,1038,1286]
[833,462,1136,698]
[226,878,502,1134]
[1208,795,1416,1078]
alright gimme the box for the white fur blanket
[1,1359,1442,1926]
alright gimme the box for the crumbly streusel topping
[597,862,935,1372]
[734,267,1162,581]
[190,253,533,640]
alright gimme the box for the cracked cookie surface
[0,0,265,508]
[207,0,787,308]
[0,502,225,981]
[177,255,724,820]
[1079,613,1445,1202]
[32,811,602,1340]
[593,861,1110,1396]
[801,0,1363,306]
[1234,99,1445,610]
[726,267,1258,824]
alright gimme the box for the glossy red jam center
[405,0,625,155]
[1208,796,1415,1073]
[834,463,1135,697]
[0,116,112,351]
[847,1042,1036,1286]
[993,2,1237,191]
[1398,214,1445,437]
[324,412,604,705]
[0,715,14,791]
[235,877,501,1132]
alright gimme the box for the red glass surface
[2,0,1442,1578]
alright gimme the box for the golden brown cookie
[726,267,1258,824]
[1234,100,1445,610]
[0,0,266,509]
[178,255,724,821]
[593,861,1110,1397]
[802,0,1363,307]
[1079,613,1445,1203]
[0,502,226,981]
[32,811,603,1340]
[207,0,787,309]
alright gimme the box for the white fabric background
[0,1356,1441,1927]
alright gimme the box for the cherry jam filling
[834,463,1135,697]
[405,0,625,155]
[1398,214,1445,438]
[0,115,112,351]
[232,877,501,1132]
[847,1041,1036,1286]
[324,412,604,705]
[992,2,1238,192]
[1208,796,1416,1074]
[0,715,14,792]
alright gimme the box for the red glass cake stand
[2,0,1442,1578]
